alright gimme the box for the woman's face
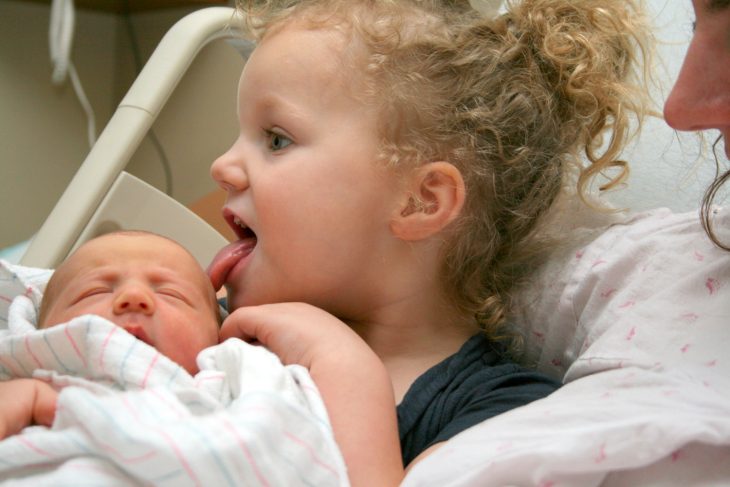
[664,0,730,159]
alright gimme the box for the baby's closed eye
[156,288,186,300]
[72,287,112,305]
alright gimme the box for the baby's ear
[390,161,465,241]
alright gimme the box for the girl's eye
[267,131,293,151]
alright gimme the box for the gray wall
[0,0,242,249]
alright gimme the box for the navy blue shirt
[397,333,561,466]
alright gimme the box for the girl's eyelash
[265,129,293,151]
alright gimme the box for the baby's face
[42,234,219,374]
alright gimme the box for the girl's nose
[113,285,155,315]
[210,142,249,192]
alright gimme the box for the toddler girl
[208,0,651,485]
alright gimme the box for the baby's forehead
[87,233,186,257]
[61,234,197,278]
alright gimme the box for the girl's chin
[225,287,265,311]
[225,286,301,311]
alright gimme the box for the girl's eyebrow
[256,94,308,122]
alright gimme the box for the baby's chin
[168,351,200,375]
[183,362,200,375]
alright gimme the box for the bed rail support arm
[21,6,244,268]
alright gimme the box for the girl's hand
[219,302,370,368]
[220,303,404,487]
[0,379,58,440]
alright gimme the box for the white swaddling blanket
[0,261,348,487]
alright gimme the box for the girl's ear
[390,162,465,241]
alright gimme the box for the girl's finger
[219,307,269,344]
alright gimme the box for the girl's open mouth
[206,211,257,291]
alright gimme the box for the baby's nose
[113,286,155,315]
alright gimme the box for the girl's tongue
[206,238,257,291]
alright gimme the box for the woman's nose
[113,285,155,315]
[664,36,730,132]
[210,142,249,192]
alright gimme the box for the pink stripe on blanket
[96,441,159,463]
[17,436,53,457]
[141,352,160,388]
[98,326,118,370]
[0,356,23,377]
[220,417,270,487]
[121,396,200,485]
[153,428,201,486]
[64,323,87,368]
[54,408,158,464]
[284,431,340,479]
[24,335,43,369]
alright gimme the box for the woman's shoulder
[512,206,730,379]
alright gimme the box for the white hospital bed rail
[21,7,249,269]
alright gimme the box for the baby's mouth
[118,321,152,346]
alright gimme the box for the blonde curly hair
[236,0,653,339]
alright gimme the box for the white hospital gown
[402,208,730,487]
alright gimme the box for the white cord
[49,0,97,148]
[49,0,73,84]
[67,63,97,148]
